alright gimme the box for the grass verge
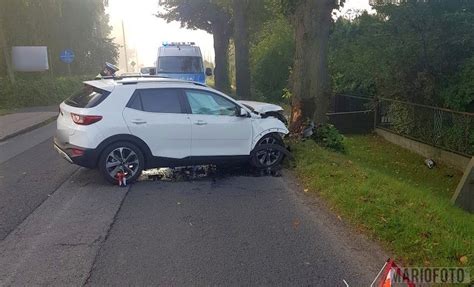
[292,134,473,271]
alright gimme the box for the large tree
[282,0,342,133]
[158,0,232,93]
[232,0,251,99]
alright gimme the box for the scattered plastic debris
[139,163,284,183]
[424,159,436,169]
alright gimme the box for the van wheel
[99,142,144,184]
[251,134,284,169]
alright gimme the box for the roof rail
[96,75,171,81]
[114,76,208,87]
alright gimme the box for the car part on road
[98,142,144,184]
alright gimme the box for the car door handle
[194,120,207,126]
[131,120,147,125]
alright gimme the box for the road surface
[0,123,386,286]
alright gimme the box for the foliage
[158,0,232,92]
[329,0,474,110]
[441,56,474,111]
[158,0,232,33]
[311,123,345,152]
[250,16,294,103]
[0,0,118,77]
[387,102,415,135]
[293,135,472,271]
[0,75,88,109]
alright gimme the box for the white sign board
[12,46,49,72]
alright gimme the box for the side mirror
[149,68,157,75]
[239,108,249,117]
[205,67,213,77]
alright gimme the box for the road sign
[60,49,75,64]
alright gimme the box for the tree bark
[0,15,14,83]
[289,0,334,134]
[213,22,231,93]
[232,0,251,100]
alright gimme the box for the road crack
[82,185,131,286]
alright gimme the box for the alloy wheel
[256,137,282,167]
[105,147,140,179]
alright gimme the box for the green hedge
[0,76,90,109]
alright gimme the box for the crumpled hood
[238,100,283,114]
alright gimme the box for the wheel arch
[96,134,153,168]
[251,129,287,150]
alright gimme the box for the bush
[250,17,294,103]
[441,56,474,111]
[312,123,345,152]
[0,75,89,109]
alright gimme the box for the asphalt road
[0,123,386,286]
[0,122,78,240]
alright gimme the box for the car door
[183,89,252,156]
[122,88,191,159]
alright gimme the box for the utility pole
[122,20,129,72]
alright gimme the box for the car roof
[84,77,207,92]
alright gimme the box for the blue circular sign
[60,49,75,64]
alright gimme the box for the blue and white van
[156,42,212,84]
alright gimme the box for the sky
[107,0,373,71]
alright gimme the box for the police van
[156,42,212,84]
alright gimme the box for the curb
[0,115,57,142]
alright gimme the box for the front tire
[98,142,144,184]
[251,134,285,169]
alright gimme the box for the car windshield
[158,56,203,73]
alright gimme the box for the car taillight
[71,113,103,125]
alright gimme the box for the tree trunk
[289,0,334,134]
[232,0,251,100]
[0,16,15,83]
[213,23,231,93]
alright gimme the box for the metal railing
[376,97,473,157]
[331,94,474,157]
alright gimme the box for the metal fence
[328,94,374,134]
[376,97,474,157]
[329,94,474,157]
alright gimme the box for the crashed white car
[54,77,289,183]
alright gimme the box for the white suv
[54,77,289,183]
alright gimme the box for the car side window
[185,90,238,116]
[127,91,143,110]
[127,89,183,114]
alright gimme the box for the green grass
[0,109,12,116]
[292,134,473,271]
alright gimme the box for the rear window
[64,85,111,108]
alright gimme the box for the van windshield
[158,56,203,74]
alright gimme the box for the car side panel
[123,107,192,158]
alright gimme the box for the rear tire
[98,141,144,184]
[250,134,285,169]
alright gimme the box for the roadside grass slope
[292,135,473,271]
